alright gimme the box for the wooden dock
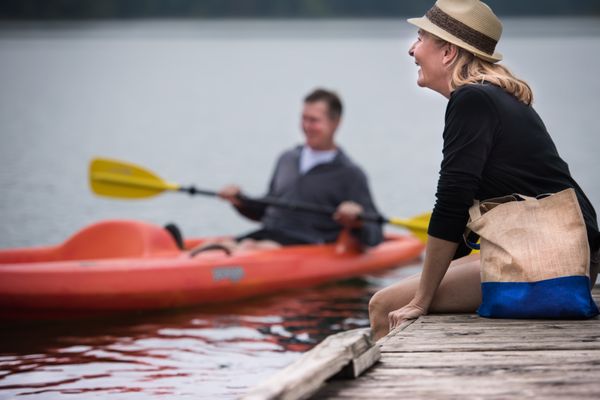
[243,287,600,399]
[316,287,600,399]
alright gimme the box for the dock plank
[315,287,600,399]
[242,328,378,400]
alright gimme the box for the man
[219,88,383,250]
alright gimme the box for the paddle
[89,157,431,242]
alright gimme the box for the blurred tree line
[1,0,599,19]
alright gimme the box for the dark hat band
[426,5,497,55]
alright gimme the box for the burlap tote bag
[466,188,598,319]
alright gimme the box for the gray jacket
[236,146,384,246]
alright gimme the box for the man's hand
[334,201,364,229]
[218,185,243,207]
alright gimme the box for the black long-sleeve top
[428,83,599,254]
[235,146,384,247]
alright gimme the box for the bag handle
[468,199,482,220]
[505,193,552,202]
[462,193,550,251]
[464,195,517,250]
[464,232,480,250]
[463,199,481,250]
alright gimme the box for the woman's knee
[369,279,416,319]
[368,290,394,339]
[368,290,386,320]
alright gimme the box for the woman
[369,0,600,341]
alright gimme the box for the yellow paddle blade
[89,158,181,199]
[388,212,431,243]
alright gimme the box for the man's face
[301,100,339,150]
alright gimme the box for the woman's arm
[388,235,458,329]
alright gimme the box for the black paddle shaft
[180,186,219,197]
[179,185,386,224]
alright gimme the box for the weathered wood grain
[334,343,381,379]
[313,287,600,399]
[242,328,379,400]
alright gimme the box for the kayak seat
[59,220,180,261]
[164,223,185,250]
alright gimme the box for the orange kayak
[0,220,424,319]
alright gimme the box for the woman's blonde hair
[449,48,533,105]
[428,32,533,105]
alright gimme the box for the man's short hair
[304,88,343,120]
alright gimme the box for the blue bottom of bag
[478,275,599,319]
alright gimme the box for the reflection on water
[0,263,421,399]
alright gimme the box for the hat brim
[407,16,502,63]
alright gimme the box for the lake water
[1,17,599,399]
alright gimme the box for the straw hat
[407,0,503,63]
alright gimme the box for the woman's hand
[388,302,427,330]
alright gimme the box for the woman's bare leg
[590,249,599,288]
[369,254,482,341]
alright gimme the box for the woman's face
[408,30,452,97]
